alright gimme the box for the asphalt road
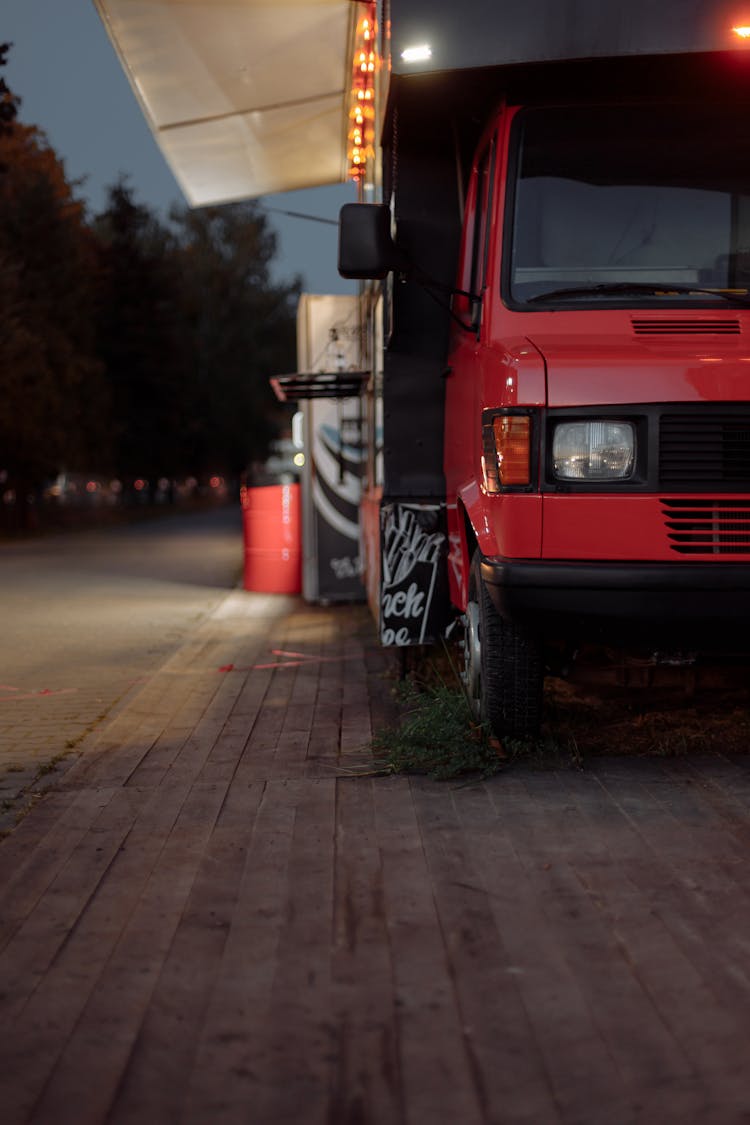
[0,505,245,812]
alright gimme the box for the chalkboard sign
[379,502,448,646]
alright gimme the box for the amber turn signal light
[481,412,532,491]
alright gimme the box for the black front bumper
[480,558,750,640]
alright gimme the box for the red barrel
[241,483,302,594]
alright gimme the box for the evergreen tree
[173,202,300,480]
[94,180,189,492]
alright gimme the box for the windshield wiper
[527,282,750,305]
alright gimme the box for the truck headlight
[552,421,635,481]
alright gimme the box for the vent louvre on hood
[632,318,740,335]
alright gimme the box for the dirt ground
[398,641,750,764]
[545,653,750,759]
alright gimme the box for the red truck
[94,0,750,739]
[340,1,750,738]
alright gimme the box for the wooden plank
[415,779,566,1125]
[371,777,486,1125]
[306,642,345,774]
[105,782,266,1124]
[22,780,229,1125]
[0,787,110,898]
[197,664,277,785]
[232,663,300,782]
[0,787,120,955]
[270,620,326,778]
[180,780,303,1123]
[486,769,720,1121]
[568,762,750,1109]
[328,778,403,1125]
[0,780,196,1123]
[232,777,337,1125]
[537,770,750,1112]
[224,664,275,722]
[488,774,706,1116]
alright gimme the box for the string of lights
[348,2,378,183]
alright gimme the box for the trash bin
[241,482,302,594]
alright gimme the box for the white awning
[93,0,355,205]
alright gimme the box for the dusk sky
[3,0,356,295]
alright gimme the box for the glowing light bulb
[400,44,432,63]
[733,25,750,38]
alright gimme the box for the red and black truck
[94,0,750,738]
[340,0,750,737]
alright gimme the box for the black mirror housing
[338,203,399,280]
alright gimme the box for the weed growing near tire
[373,679,579,779]
[372,641,585,779]
[373,679,505,780]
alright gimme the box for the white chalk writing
[381,581,425,620]
[330,555,363,580]
[382,508,443,586]
[380,505,444,647]
[381,626,411,646]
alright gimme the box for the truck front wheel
[463,552,544,740]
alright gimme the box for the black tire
[469,552,544,740]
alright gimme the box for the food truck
[95,0,750,737]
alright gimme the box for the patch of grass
[373,646,582,780]
[373,679,503,780]
[373,678,582,779]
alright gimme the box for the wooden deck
[2,592,750,1123]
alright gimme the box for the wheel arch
[449,496,480,612]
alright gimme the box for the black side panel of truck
[380,77,467,501]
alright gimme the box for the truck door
[445,133,497,604]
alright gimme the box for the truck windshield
[508,104,750,307]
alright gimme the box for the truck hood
[524,332,750,406]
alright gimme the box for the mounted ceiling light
[400,44,432,63]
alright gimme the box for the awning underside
[93,0,354,205]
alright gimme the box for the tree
[0,48,108,525]
[94,180,190,490]
[0,41,299,524]
[173,202,300,480]
[0,42,18,146]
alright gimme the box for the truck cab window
[508,104,750,306]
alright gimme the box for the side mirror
[338,203,400,280]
